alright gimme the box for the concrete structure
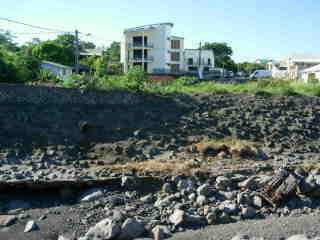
[40,61,73,79]
[301,64,320,82]
[121,23,214,75]
[267,54,320,80]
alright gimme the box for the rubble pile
[68,167,320,240]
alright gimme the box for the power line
[11,31,64,35]
[0,16,70,33]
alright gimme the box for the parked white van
[250,70,272,79]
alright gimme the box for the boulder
[169,209,185,227]
[83,218,120,240]
[119,218,145,240]
[121,176,136,188]
[79,188,104,202]
[24,220,38,233]
[152,225,171,240]
[196,195,208,206]
[216,176,232,190]
[162,183,173,194]
[197,183,210,196]
[241,206,257,219]
[140,194,154,204]
[238,176,258,190]
[0,215,17,227]
[253,195,264,208]
[206,209,219,225]
[169,209,204,227]
[177,179,194,191]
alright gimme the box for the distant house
[301,64,320,82]
[267,54,320,80]
[80,48,104,57]
[40,61,73,79]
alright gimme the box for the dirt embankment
[0,84,320,182]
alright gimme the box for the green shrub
[37,69,58,83]
[257,78,272,88]
[61,74,98,90]
[0,48,40,83]
[308,78,319,84]
[126,66,149,91]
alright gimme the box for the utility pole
[198,42,202,67]
[198,42,203,80]
[75,29,80,74]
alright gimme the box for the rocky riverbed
[0,86,320,239]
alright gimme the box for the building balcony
[128,43,154,49]
[129,56,154,62]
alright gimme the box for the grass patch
[110,159,206,176]
[193,137,262,160]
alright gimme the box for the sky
[1,0,319,62]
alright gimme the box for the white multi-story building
[121,23,214,75]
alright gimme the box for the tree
[0,48,39,83]
[31,41,74,66]
[103,42,120,63]
[25,33,97,66]
[0,30,18,51]
[238,62,266,75]
[81,41,96,50]
[202,42,237,71]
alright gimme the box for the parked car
[250,70,272,79]
[225,71,234,78]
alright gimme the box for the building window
[133,49,143,59]
[171,40,180,49]
[170,64,180,72]
[133,36,142,46]
[188,58,194,65]
[188,66,198,71]
[171,52,180,61]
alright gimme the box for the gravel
[169,214,320,240]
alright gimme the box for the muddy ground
[0,86,320,239]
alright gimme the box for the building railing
[186,60,212,66]
[152,68,219,76]
[130,56,154,62]
[128,43,154,48]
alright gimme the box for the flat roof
[302,64,320,73]
[41,60,73,69]
[124,22,174,33]
[185,49,213,52]
[171,35,184,39]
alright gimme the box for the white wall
[183,50,214,71]
[302,71,320,83]
[40,63,72,79]
[121,24,172,73]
